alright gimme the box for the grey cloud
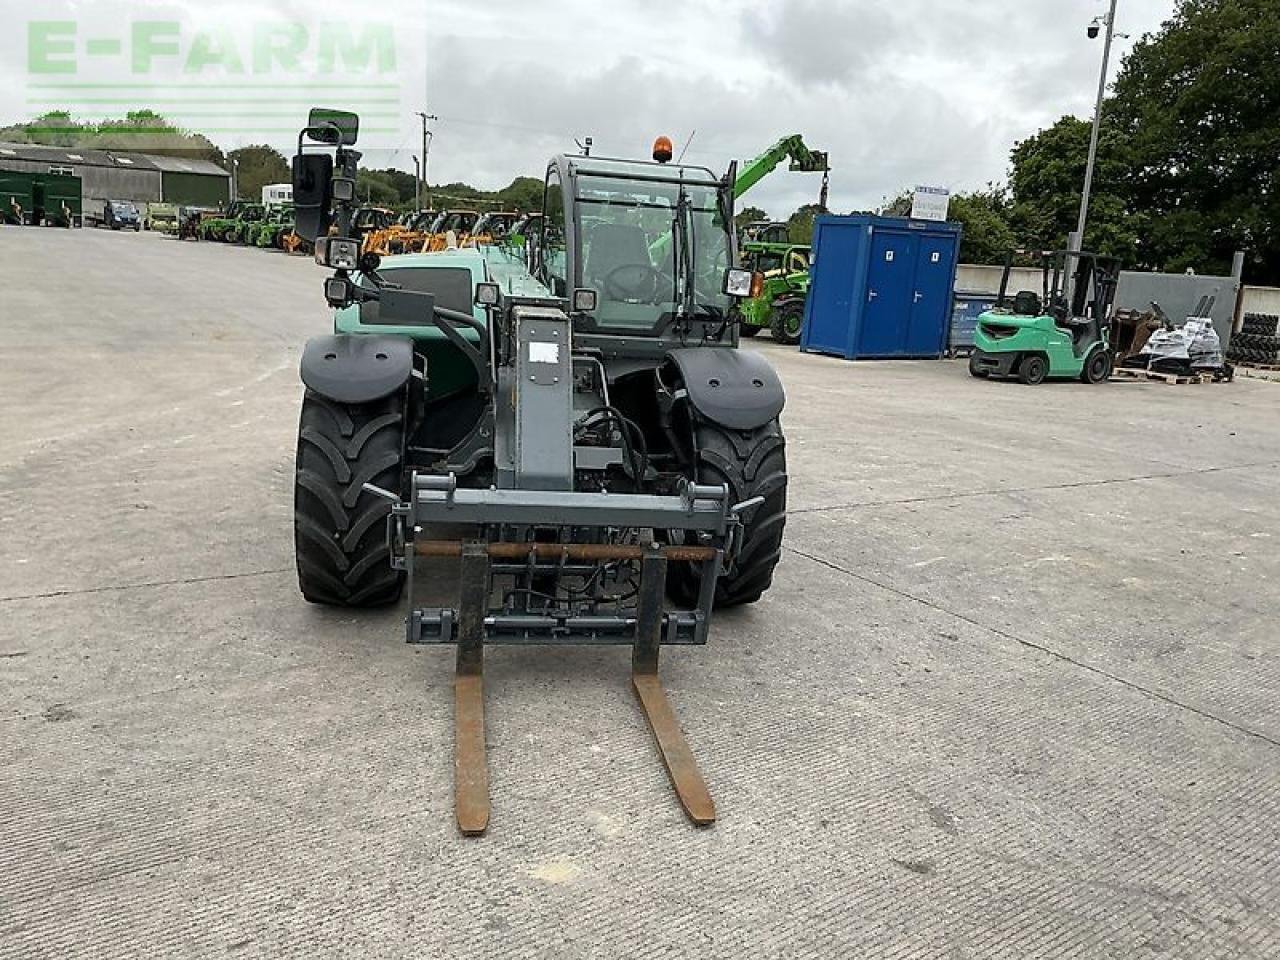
[0,0,1177,221]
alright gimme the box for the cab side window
[542,171,567,296]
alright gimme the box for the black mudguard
[664,347,786,431]
[300,334,413,404]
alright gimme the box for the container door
[803,222,861,355]
[907,233,957,356]
[859,231,916,356]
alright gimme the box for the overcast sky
[0,0,1178,217]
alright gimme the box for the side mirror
[306,108,360,146]
[292,153,333,242]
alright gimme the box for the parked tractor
[506,212,543,248]
[740,220,791,245]
[290,108,788,835]
[199,201,248,241]
[461,211,520,247]
[419,209,481,252]
[224,203,267,244]
[252,206,296,249]
[176,206,216,240]
[363,209,436,256]
[351,206,395,253]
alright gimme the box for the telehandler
[290,109,788,835]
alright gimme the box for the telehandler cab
[290,108,788,835]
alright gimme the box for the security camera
[1087,19,1101,38]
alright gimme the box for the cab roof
[558,155,722,187]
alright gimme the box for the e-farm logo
[23,17,407,137]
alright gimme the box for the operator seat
[1012,290,1042,316]
[584,223,652,294]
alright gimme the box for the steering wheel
[603,263,661,302]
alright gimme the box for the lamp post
[1074,0,1120,252]
[413,156,421,211]
[416,111,437,211]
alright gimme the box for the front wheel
[667,418,787,608]
[968,354,989,378]
[294,389,406,606]
[1080,347,1112,384]
[770,301,805,345]
[1019,354,1048,385]
[738,324,761,338]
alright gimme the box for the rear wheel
[1080,347,1112,384]
[1019,354,1048,385]
[294,389,406,606]
[968,354,989,378]
[667,418,787,608]
[770,301,805,345]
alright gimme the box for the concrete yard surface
[2,228,1279,959]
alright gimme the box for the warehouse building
[0,142,230,209]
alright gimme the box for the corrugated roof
[0,141,228,177]
[145,154,231,177]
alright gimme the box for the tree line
[747,0,1277,284]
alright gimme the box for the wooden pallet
[1113,367,1210,385]
[1245,363,1280,371]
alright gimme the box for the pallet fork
[387,475,741,835]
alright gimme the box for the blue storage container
[949,290,1001,356]
[800,215,962,360]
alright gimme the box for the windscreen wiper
[672,181,697,326]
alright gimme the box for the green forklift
[969,249,1119,385]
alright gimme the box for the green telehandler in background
[730,136,829,344]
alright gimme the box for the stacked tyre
[1227,314,1279,367]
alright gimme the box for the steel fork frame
[446,542,715,836]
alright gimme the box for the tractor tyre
[738,324,761,338]
[1019,354,1048,385]
[1081,347,1113,384]
[968,354,989,378]
[770,301,805,346]
[667,418,787,608]
[293,389,406,607]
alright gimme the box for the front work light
[324,276,354,307]
[332,177,356,202]
[572,287,598,312]
[474,281,500,306]
[317,236,360,270]
[722,268,753,299]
